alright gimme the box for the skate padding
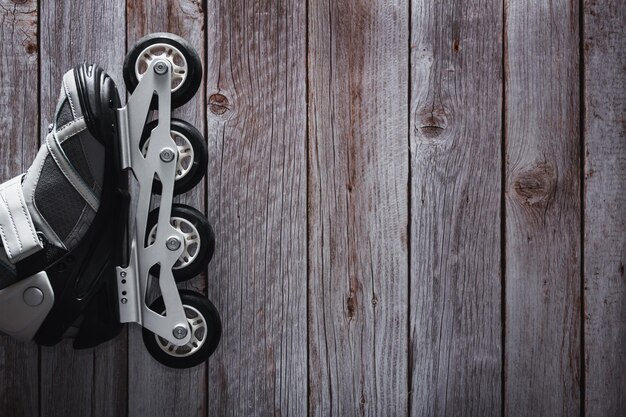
[0,174,44,263]
[46,130,99,211]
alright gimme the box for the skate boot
[0,64,124,346]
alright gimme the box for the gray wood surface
[0,1,39,416]
[409,0,503,415]
[205,1,308,416]
[504,1,582,416]
[583,0,626,415]
[0,1,625,416]
[126,1,208,415]
[39,1,127,416]
[308,1,409,416]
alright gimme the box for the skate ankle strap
[0,175,44,263]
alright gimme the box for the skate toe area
[74,63,121,146]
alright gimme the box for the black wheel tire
[142,290,222,369]
[146,204,215,282]
[140,119,208,195]
[123,32,202,108]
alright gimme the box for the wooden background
[0,0,624,416]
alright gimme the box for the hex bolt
[166,237,182,251]
[120,271,127,278]
[173,326,188,340]
[154,61,168,75]
[121,298,128,304]
[160,148,176,162]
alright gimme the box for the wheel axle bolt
[166,237,181,251]
[173,326,187,339]
[154,61,168,75]
[160,148,176,162]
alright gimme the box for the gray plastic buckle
[0,271,54,341]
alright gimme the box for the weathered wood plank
[40,346,94,417]
[205,1,307,415]
[39,1,126,416]
[583,0,626,415]
[94,335,128,417]
[0,1,39,416]
[308,1,409,415]
[504,1,581,415]
[409,0,503,414]
[126,1,207,415]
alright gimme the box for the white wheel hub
[156,305,206,357]
[135,43,188,92]
[148,216,201,270]
[142,130,195,181]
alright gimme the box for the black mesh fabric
[35,155,86,242]
[62,136,95,190]
[56,98,73,127]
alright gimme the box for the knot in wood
[209,93,230,115]
[512,162,556,207]
[25,43,37,54]
[416,106,448,139]
[346,293,356,320]
[452,39,461,53]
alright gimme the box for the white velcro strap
[0,175,43,263]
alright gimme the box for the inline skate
[0,33,221,369]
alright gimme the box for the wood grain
[409,0,503,415]
[308,1,409,415]
[205,1,308,415]
[93,338,128,417]
[583,0,626,415]
[2,1,626,415]
[0,1,39,416]
[504,1,581,415]
[126,1,208,415]
[39,1,127,416]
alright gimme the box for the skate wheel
[146,204,215,282]
[124,33,202,108]
[140,119,208,195]
[143,290,221,369]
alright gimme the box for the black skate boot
[0,63,124,347]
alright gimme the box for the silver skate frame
[115,59,191,346]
